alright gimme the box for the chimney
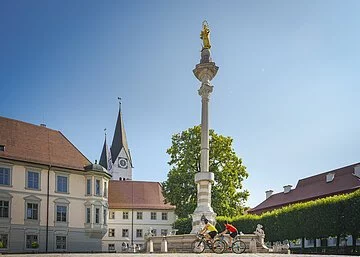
[40,123,46,127]
[265,190,273,199]
[283,185,292,194]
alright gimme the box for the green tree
[162,125,249,218]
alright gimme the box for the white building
[0,116,111,253]
[102,181,176,252]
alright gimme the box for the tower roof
[99,137,108,170]
[110,109,132,166]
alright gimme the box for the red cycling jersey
[225,224,237,233]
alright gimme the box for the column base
[190,210,217,234]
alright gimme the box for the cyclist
[220,220,238,246]
[199,218,218,244]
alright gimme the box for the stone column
[191,48,219,233]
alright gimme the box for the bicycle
[218,234,247,254]
[191,233,226,254]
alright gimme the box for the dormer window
[0,145,4,152]
[353,165,360,179]
[326,173,335,183]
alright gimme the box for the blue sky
[1,0,360,208]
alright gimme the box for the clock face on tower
[118,157,128,169]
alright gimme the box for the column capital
[198,83,213,100]
[193,62,219,83]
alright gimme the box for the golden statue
[200,20,211,50]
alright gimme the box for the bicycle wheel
[191,239,205,253]
[232,240,246,254]
[212,239,226,254]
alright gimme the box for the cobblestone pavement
[2,254,355,257]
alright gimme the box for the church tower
[99,105,133,180]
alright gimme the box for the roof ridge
[0,115,58,132]
[297,162,360,184]
[110,180,161,184]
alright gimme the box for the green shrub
[172,189,360,243]
[173,217,192,234]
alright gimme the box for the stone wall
[146,233,270,253]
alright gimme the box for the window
[27,171,40,190]
[56,236,66,250]
[56,206,67,222]
[162,212,168,220]
[0,145,4,152]
[56,175,68,193]
[108,228,115,237]
[26,235,38,249]
[109,211,115,219]
[108,244,115,251]
[86,178,91,195]
[104,209,107,225]
[95,208,100,224]
[95,179,101,196]
[136,212,143,220]
[151,212,157,220]
[0,234,8,248]
[27,203,38,220]
[0,167,10,186]
[86,207,91,223]
[0,200,9,218]
[104,182,107,197]
[161,229,168,236]
[24,196,41,224]
[122,229,129,237]
[54,198,69,226]
[308,239,315,246]
[136,229,143,238]
[123,212,129,219]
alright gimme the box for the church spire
[109,99,133,180]
[99,129,113,173]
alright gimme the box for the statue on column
[200,20,211,50]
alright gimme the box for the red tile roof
[0,116,91,170]
[249,163,360,214]
[108,180,175,210]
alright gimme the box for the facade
[99,108,133,181]
[0,116,111,253]
[102,181,176,252]
[249,162,360,215]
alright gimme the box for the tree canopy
[162,125,249,218]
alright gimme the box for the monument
[191,21,219,233]
[146,23,270,253]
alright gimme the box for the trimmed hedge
[173,189,360,244]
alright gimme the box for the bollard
[161,236,168,253]
[250,238,257,253]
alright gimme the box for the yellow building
[0,116,111,253]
